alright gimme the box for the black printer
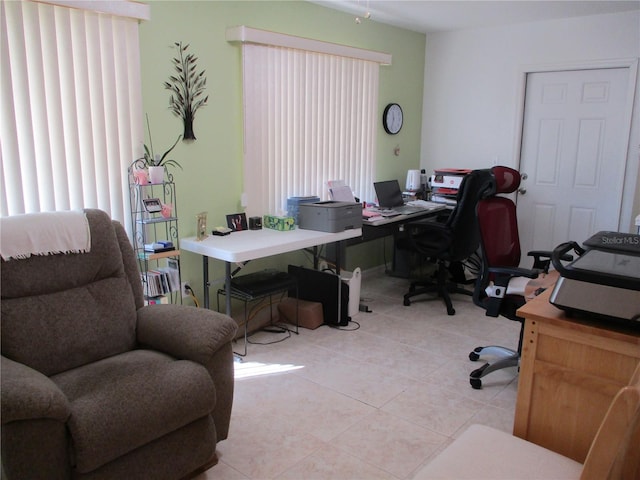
[549,231,640,326]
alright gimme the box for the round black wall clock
[382,103,403,135]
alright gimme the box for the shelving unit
[128,166,182,304]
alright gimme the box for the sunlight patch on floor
[234,360,304,379]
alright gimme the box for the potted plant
[142,135,182,184]
[133,116,182,184]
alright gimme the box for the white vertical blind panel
[56,7,83,210]
[243,43,378,217]
[1,1,27,215]
[69,9,96,210]
[43,5,71,210]
[1,0,143,229]
[3,1,39,214]
[114,16,142,230]
[28,3,57,211]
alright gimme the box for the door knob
[518,188,527,195]
[520,173,528,181]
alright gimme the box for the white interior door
[518,67,631,259]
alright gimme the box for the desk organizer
[287,196,320,224]
[263,214,295,231]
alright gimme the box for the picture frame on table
[226,213,248,231]
[142,198,163,213]
[196,212,208,240]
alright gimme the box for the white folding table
[180,227,362,314]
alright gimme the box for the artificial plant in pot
[133,116,182,184]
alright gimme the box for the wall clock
[383,103,403,135]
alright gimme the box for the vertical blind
[242,43,379,216]
[0,0,144,229]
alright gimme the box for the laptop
[373,180,435,215]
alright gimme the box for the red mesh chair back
[477,166,522,271]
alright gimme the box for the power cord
[183,284,200,308]
[328,319,360,331]
[243,292,298,347]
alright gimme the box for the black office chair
[399,169,493,315]
[469,166,571,389]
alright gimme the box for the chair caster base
[469,363,489,389]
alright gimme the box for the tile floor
[197,269,521,480]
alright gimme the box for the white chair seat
[413,424,583,480]
[415,365,640,480]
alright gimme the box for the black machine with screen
[550,231,640,326]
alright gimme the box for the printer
[549,231,640,326]
[297,201,362,233]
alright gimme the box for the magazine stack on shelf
[429,168,471,205]
[141,259,181,299]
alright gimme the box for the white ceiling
[309,0,640,33]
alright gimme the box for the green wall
[139,0,425,300]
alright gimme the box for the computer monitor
[374,180,405,208]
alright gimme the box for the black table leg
[203,256,210,309]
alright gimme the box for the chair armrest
[528,250,553,259]
[1,355,70,424]
[136,305,238,364]
[482,267,540,317]
[489,266,539,286]
[137,305,238,441]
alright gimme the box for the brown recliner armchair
[1,209,238,480]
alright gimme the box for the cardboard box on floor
[278,297,324,330]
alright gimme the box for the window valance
[226,25,392,65]
[34,0,150,20]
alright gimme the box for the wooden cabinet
[514,289,640,462]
